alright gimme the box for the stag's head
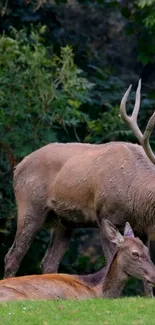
[104,220,155,286]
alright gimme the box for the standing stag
[1,221,155,301]
[4,80,155,295]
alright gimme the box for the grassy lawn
[0,298,154,325]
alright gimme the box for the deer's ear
[104,220,124,247]
[124,222,135,238]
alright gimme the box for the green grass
[0,298,154,325]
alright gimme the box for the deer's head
[104,220,155,286]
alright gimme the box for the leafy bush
[0,26,93,159]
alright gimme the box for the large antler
[120,79,155,165]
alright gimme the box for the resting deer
[1,221,155,302]
[4,80,155,296]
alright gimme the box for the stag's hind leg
[41,226,73,274]
[4,203,46,278]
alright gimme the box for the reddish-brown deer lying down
[4,80,155,297]
[1,221,155,302]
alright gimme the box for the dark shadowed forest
[1,0,155,296]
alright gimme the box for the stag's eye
[132,251,139,258]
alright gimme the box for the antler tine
[120,84,132,124]
[143,111,155,164]
[132,79,141,121]
[120,79,143,145]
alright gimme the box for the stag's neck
[99,252,128,299]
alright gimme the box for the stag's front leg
[143,281,153,297]
[41,226,73,274]
[143,238,153,297]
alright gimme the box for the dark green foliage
[121,0,155,67]
[1,0,155,296]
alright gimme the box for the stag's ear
[124,222,135,238]
[104,220,124,247]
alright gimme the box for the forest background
[1,0,155,295]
